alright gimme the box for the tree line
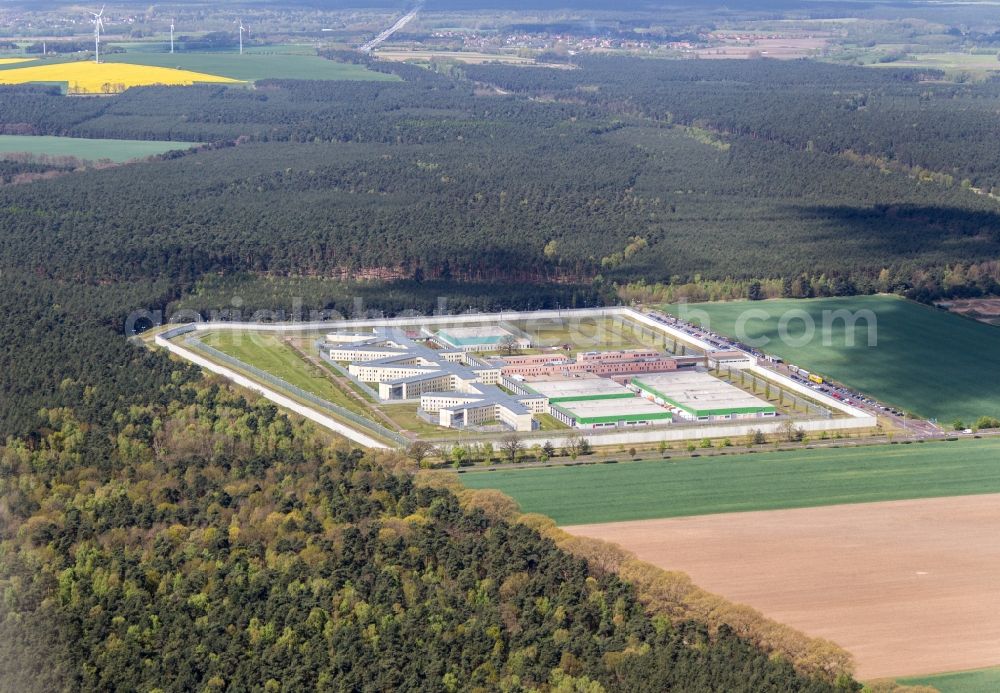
[2,91,999,293]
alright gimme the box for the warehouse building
[549,398,674,429]
[631,371,776,422]
[517,377,673,429]
[522,377,638,403]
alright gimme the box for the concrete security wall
[161,306,877,448]
[618,309,871,420]
[442,413,877,449]
[155,334,390,449]
[181,307,618,333]
[622,308,719,351]
[745,364,868,418]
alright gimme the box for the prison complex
[633,371,777,421]
[321,325,779,433]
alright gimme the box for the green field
[0,135,199,162]
[196,330,571,439]
[105,51,398,82]
[460,437,1000,525]
[0,58,41,70]
[665,295,1000,423]
[536,413,569,431]
[198,331,372,418]
[898,666,1000,693]
[868,51,1000,77]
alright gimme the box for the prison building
[520,377,673,430]
[631,371,777,422]
[497,349,697,380]
[321,328,501,401]
[433,325,531,353]
[707,349,756,370]
[420,385,546,432]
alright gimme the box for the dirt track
[566,494,1000,679]
[937,297,1000,325]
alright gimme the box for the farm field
[867,51,1000,76]
[106,52,399,82]
[565,493,1000,679]
[937,297,1000,326]
[665,295,1000,423]
[694,34,830,60]
[107,42,315,56]
[459,437,1000,525]
[0,135,199,162]
[0,59,240,93]
[899,665,1000,693]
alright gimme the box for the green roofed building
[518,377,673,429]
[549,398,674,429]
[434,325,530,352]
[632,371,776,421]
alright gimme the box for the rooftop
[435,325,519,347]
[521,377,635,402]
[423,384,537,416]
[322,328,493,391]
[633,371,775,416]
[552,397,673,424]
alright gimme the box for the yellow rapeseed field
[0,58,35,65]
[0,61,241,93]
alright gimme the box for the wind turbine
[237,18,245,55]
[90,6,105,64]
[170,18,174,54]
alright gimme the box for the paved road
[643,306,944,438]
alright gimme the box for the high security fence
[719,367,831,418]
[159,324,197,340]
[315,340,384,402]
[610,316,703,356]
[184,336,409,446]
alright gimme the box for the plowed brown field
[566,494,1000,679]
